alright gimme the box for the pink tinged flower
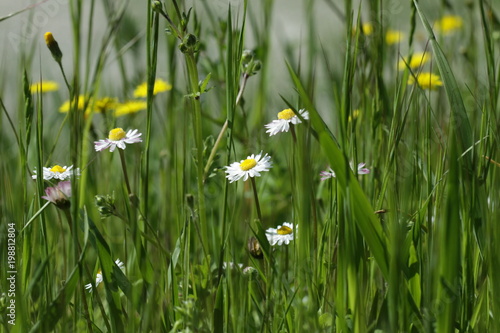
[94,128,142,152]
[320,163,370,181]
[42,181,72,209]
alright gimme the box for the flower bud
[247,237,263,259]
[44,32,63,63]
[95,193,116,218]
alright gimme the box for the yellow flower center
[240,158,257,171]
[44,32,55,45]
[50,165,66,173]
[277,109,296,120]
[277,226,293,235]
[109,128,126,141]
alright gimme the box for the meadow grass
[1,0,500,332]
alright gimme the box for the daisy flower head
[32,165,78,181]
[266,222,297,246]
[264,108,309,136]
[94,128,142,152]
[42,181,72,209]
[320,162,370,181]
[225,151,272,183]
[85,259,125,293]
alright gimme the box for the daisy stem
[203,73,250,180]
[290,124,297,143]
[118,149,133,196]
[250,177,263,222]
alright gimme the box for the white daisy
[94,128,142,152]
[85,259,125,292]
[32,165,78,181]
[264,108,309,136]
[266,222,297,246]
[225,151,272,183]
[320,162,370,181]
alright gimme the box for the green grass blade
[285,61,389,278]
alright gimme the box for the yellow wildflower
[94,97,118,113]
[59,95,92,113]
[435,15,463,35]
[30,81,59,93]
[114,100,147,117]
[133,79,172,98]
[385,30,405,45]
[408,72,443,90]
[398,52,431,70]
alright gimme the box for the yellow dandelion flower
[435,15,463,35]
[59,95,92,113]
[114,100,147,117]
[408,72,443,90]
[94,97,118,113]
[133,79,172,98]
[385,30,405,45]
[398,52,431,70]
[362,23,373,35]
[30,81,59,93]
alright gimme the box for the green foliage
[1,0,500,332]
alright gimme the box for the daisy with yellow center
[398,52,431,70]
[435,15,463,35]
[32,165,78,181]
[133,78,172,98]
[30,81,59,93]
[114,100,147,117]
[225,151,272,183]
[408,72,443,90]
[264,108,309,136]
[265,222,297,246]
[385,30,405,45]
[94,128,142,152]
[84,259,125,292]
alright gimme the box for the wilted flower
[42,181,71,209]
